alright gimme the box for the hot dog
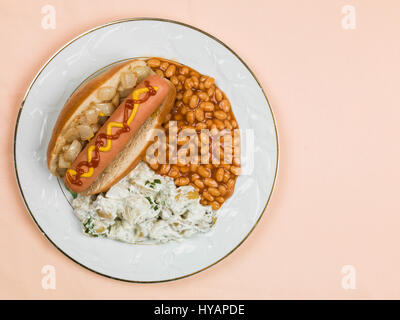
[47,59,176,195]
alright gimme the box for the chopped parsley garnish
[145,196,153,204]
[145,179,162,189]
[83,217,98,237]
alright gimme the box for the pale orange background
[1,0,399,299]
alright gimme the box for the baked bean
[213,119,225,130]
[215,89,223,102]
[183,89,193,104]
[215,168,224,182]
[214,110,227,120]
[175,177,190,186]
[155,69,164,78]
[177,121,185,130]
[200,102,214,112]
[178,75,186,82]
[149,161,159,170]
[160,164,170,175]
[170,76,179,86]
[168,167,179,178]
[230,166,241,175]
[202,191,214,202]
[204,178,218,188]
[191,173,200,181]
[197,91,208,101]
[224,120,233,130]
[179,166,190,173]
[223,171,230,182]
[206,119,213,127]
[195,122,207,131]
[226,179,235,190]
[189,95,199,109]
[160,61,169,71]
[190,183,200,193]
[219,99,231,113]
[216,197,225,204]
[180,105,189,115]
[147,58,161,68]
[199,82,205,90]
[165,64,176,78]
[195,109,205,122]
[207,86,215,97]
[198,166,211,178]
[184,78,193,90]
[176,92,183,101]
[174,114,183,121]
[191,76,199,89]
[190,163,198,172]
[205,112,214,119]
[200,199,208,206]
[204,77,214,89]
[208,187,220,197]
[218,185,227,195]
[211,201,220,210]
[231,120,238,128]
[180,66,189,75]
[194,179,205,189]
[186,111,195,124]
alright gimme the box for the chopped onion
[58,154,70,168]
[91,123,100,133]
[85,109,98,124]
[64,140,82,162]
[133,66,150,81]
[64,127,79,142]
[112,92,120,107]
[77,125,93,140]
[121,72,137,89]
[96,102,114,116]
[97,86,116,101]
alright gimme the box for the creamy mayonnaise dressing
[72,162,216,244]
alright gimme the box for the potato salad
[72,162,216,244]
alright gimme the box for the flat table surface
[2,0,399,299]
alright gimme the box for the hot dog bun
[47,59,176,195]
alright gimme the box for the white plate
[14,18,278,282]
